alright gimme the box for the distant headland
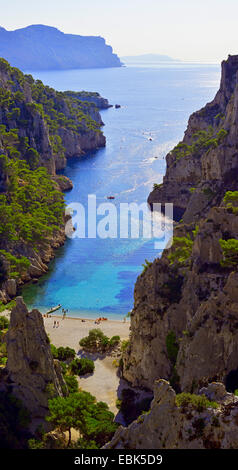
[0,24,122,70]
[121,53,180,63]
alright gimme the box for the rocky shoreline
[0,58,108,304]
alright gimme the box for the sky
[0,0,237,62]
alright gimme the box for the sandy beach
[1,309,130,415]
[44,315,130,414]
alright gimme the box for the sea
[22,61,220,319]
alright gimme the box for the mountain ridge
[0,25,122,70]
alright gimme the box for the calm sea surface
[22,63,220,319]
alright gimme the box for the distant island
[0,24,122,71]
[121,53,180,63]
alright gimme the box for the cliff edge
[122,56,238,406]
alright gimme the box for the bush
[223,191,238,214]
[153,183,162,190]
[50,344,58,359]
[172,127,228,162]
[79,329,120,353]
[47,391,117,447]
[121,339,130,352]
[142,259,152,274]
[166,331,179,365]
[0,316,9,330]
[109,336,120,348]
[0,392,30,449]
[219,238,238,267]
[70,358,95,376]
[175,393,218,412]
[168,235,193,266]
[57,346,76,362]
[64,375,79,393]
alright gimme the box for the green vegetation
[64,375,79,394]
[0,391,30,448]
[0,315,9,330]
[0,158,65,283]
[224,191,238,214]
[46,391,117,448]
[50,344,59,359]
[166,331,179,365]
[0,300,16,313]
[0,159,65,247]
[219,238,238,267]
[79,329,120,353]
[168,235,193,266]
[160,270,184,303]
[121,339,130,352]
[0,250,30,280]
[0,58,105,289]
[0,341,7,366]
[153,183,162,190]
[142,259,153,274]
[224,191,238,205]
[70,358,95,376]
[56,346,76,362]
[172,127,228,161]
[175,393,218,412]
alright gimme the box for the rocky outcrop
[105,380,238,449]
[123,56,238,399]
[63,91,112,110]
[0,58,106,176]
[148,54,238,222]
[5,297,66,429]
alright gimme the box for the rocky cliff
[63,91,112,110]
[119,56,238,448]
[105,380,238,449]
[148,54,238,222]
[3,297,66,431]
[0,25,122,71]
[0,58,107,302]
[0,58,106,175]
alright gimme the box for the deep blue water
[22,64,220,319]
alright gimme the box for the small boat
[107,196,115,200]
[46,304,62,314]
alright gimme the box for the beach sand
[1,309,130,414]
[44,315,130,414]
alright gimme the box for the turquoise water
[22,64,220,319]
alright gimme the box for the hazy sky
[1,0,237,62]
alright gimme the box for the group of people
[94,317,108,325]
[53,320,60,328]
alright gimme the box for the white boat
[46,304,62,314]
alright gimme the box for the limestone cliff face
[0,58,106,176]
[123,55,238,397]
[5,297,66,426]
[105,380,238,449]
[148,55,238,222]
[0,58,107,301]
